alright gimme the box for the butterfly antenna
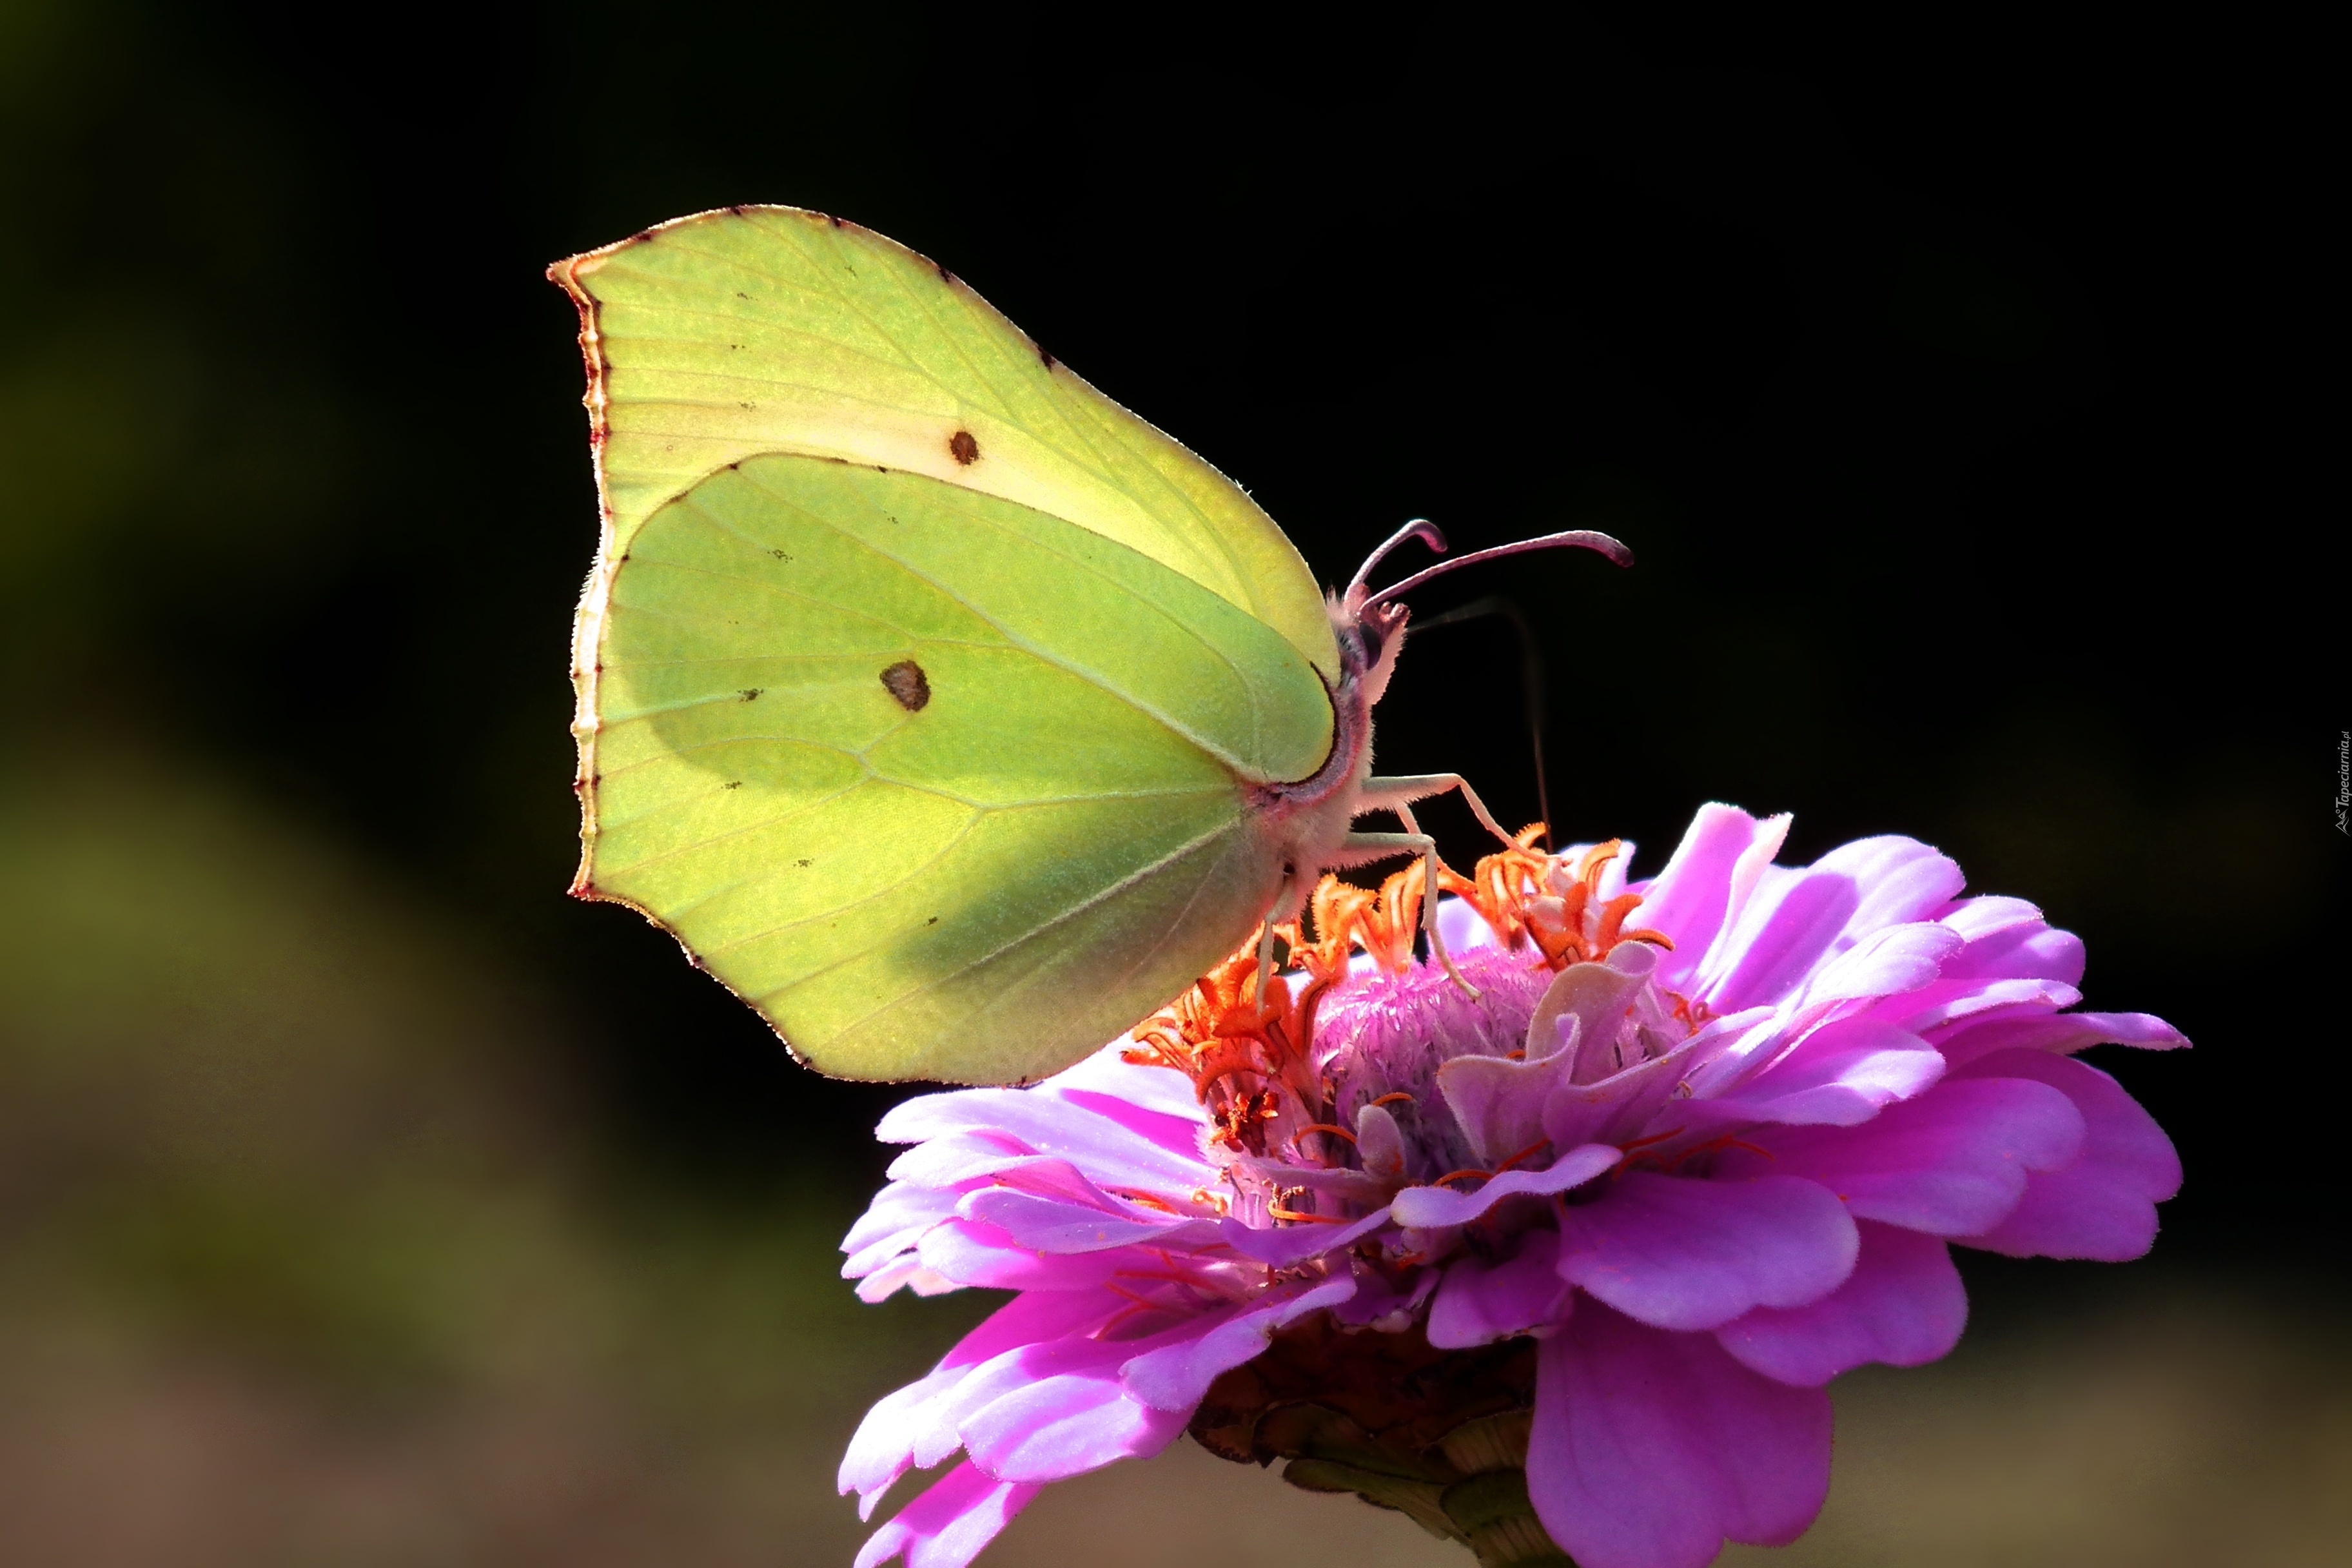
[1358,528,1632,613]
[1344,519,1449,605]
[1413,596,1553,848]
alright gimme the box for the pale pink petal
[1714,1221,1966,1386]
[1730,1077,2084,1236]
[1387,1144,1621,1229]
[1529,1303,1832,1568]
[855,1460,1039,1568]
[1954,1051,2182,1260]
[1427,1230,1570,1348]
[1554,1173,1858,1331]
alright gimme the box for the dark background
[1,5,2338,1563]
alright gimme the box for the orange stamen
[1110,1189,1182,1215]
[1369,1092,1416,1108]
[1495,1139,1551,1173]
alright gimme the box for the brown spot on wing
[881,660,932,712]
[948,429,979,465]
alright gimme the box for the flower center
[1125,833,1690,1233]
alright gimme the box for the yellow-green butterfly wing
[555,208,1340,1083]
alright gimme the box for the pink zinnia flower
[838,805,2184,1568]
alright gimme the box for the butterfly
[551,206,1627,1084]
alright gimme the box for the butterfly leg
[1358,773,1520,848]
[1253,887,1281,1009]
[1330,829,1482,1000]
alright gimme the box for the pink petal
[1388,1143,1621,1230]
[1932,1008,2189,1070]
[1872,975,2082,1036]
[1216,1208,1394,1266]
[854,1460,1039,1568]
[1427,1230,1570,1348]
[1928,894,2045,944]
[1730,1077,2085,1236]
[841,1365,966,1514]
[855,1290,1132,1492]
[1954,1050,2182,1260]
[1529,1303,1832,1568]
[843,1184,961,1277]
[1554,1172,1858,1331]
[1438,1046,1579,1167]
[932,1335,1136,1467]
[916,1221,1212,1293]
[1938,916,2084,985]
[1631,805,1781,965]
[1334,1260,1442,1329]
[1049,1087,1210,1163]
[1714,1220,1966,1386]
[1436,892,1502,954]
[1790,921,1964,1010]
[941,1288,1128,1370]
[885,1130,1028,1186]
[954,1187,1222,1254]
[958,1360,1188,1482]
[877,1087,1211,1191]
[1542,1013,1757,1152]
[1037,1046,1203,1121]
[1698,1017,1946,1127]
[854,1256,959,1303]
[1119,1277,1358,1409]
[1700,836,1963,1010]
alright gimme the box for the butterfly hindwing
[583,455,1315,1082]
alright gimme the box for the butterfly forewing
[554,205,1337,680]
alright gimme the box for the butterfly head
[1333,518,1632,707]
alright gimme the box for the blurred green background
[0,4,2338,1564]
